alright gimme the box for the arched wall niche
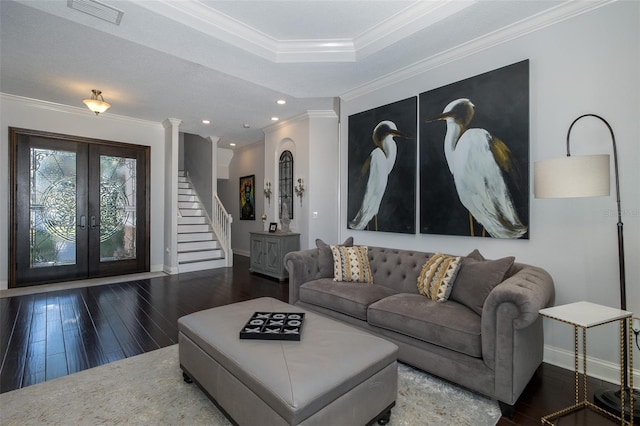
[275,138,296,223]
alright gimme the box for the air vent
[67,0,124,25]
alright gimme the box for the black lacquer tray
[239,312,305,341]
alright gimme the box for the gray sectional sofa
[284,241,555,416]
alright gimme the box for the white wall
[307,111,340,248]
[0,94,166,289]
[264,115,309,243]
[339,1,639,383]
[220,141,266,256]
[263,111,339,250]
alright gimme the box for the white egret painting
[420,60,530,239]
[348,97,416,234]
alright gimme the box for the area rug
[0,345,501,425]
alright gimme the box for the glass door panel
[29,148,77,267]
[99,155,137,262]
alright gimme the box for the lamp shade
[82,89,111,115]
[83,98,111,115]
[534,154,610,198]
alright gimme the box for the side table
[539,301,634,425]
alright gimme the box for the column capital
[163,118,182,129]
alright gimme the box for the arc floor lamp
[534,113,638,423]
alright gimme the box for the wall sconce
[294,178,305,202]
[82,89,111,115]
[264,181,272,204]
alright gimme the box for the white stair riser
[180,209,204,217]
[178,188,196,195]
[178,216,206,225]
[179,240,220,251]
[179,224,210,233]
[178,182,191,188]
[178,258,227,273]
[178,232,214,242]
[179,202,202,209]
[178,249,223,262]
[178,195,197,202]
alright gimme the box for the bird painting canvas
[348,97,417,234]
[419,60,529,239]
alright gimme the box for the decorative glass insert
[279,150,293,220]
[99,155,137,262]
[29,148,77,267]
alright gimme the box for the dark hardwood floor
[0,255,624,425]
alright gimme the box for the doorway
[9,128,150,288]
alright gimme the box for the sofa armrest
[481,264,554,403]
[284,248,328,304]
[483,265,554,330]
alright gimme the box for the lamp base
[593,387,639,423]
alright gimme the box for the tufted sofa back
[367,246,433,294]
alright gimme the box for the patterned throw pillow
[330,245,373,283]
[316,237,353,277]
[417,253,462,302]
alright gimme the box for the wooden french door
[9,128,150,288]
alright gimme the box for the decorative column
[163,118,182,274]
[206,136,220,195]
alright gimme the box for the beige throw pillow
[330,245,373,283]
[316,237,353,277]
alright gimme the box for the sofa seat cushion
[367,293,482,358]
[299,279,399,320]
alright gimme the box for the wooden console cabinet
[249,231,300,281]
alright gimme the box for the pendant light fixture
[83,89,111,115]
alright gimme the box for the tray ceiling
[0,0,611,147]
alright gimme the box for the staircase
[177,172,226,273]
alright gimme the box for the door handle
[90,215,98,229]
[77,215,86,230]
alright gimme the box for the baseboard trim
[544,344,640,385]
[0,271,167,298]
[163,265,179,275]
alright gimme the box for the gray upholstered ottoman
[178,297,398,426]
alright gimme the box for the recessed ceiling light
[202,119,211,124]
[243,123,251,128]
[276,99,286,105]
[271,117,279,121]
[230,143,236,147]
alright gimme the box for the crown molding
[138,0,476,64]
[262,110,337,134]
[275,39,355,63]
[341,0,616,101]
[354,0,475,60]
[138,0,279,61]
[1,92,162,128]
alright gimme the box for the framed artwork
[347,97,417,234]
[239,175,255,220]
[419,60,530,239]
[268,222,278,233]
